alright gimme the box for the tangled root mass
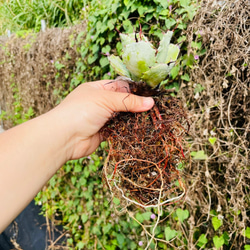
[101,83,189,208]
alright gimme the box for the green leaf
[165,18,176,29]
[138,6,147,16]
[54,61,65,70]
[141,212,152,221]
[179,0,191,7]
[222,231,230,246]
[71,176,77,185]
[113,197,120,205]
[244,245,250,250]
[157,0,169,8]
[164,227,177,241]
[103,223,112,234]
[164,44,180,64]
[191,150,208,160]
[83,167,90,178]
[244,227,250,239]
[170,65,180,79]
[213,235,225,249]
[194,83,205,94]
[108,55,131,78]
[159,9,169,16]
[181,73,190,81]
[191,41,202,50]
[87,54,98,64]
[81,214,88,223]
[212,216,223,231]
[117,234,125,246]
[156,31,173,63]
[77,241,84,249]
[122,41,156,79]
[176,208,189,223]
[100,56,109,68]
[135,213,144,223]
[74,165,82,173]
[92,226,101,235]
[122,19,133,33]
[197,234,208,248]
[209,137,217,145]
[141,63,174,87]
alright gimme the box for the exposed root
[101,89,189,209]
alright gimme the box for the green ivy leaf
[99,56,109,68]
[113,197,120,205]
[81,214,88,223]
[213,235,225,249]
[74,165,82,173]
[194,84,205,94]
[165,18,176,29]
[71,176,77,185]
[155,0,169,9]
[54,61,65,70]
[222,231,230,246]
[87,54,98,64]
[179,0,191,7]
[164,227,177,241]
[209,137,217,145]
[244,245,250,250]
[191,41,202,50]
[197,234,208,248]
[135,212,144,223]
[103,223,112,234]
[141,212,152,221]
[176,208,189,223]
[116,233,125,246]
[77,242,84,249]
[181,73,190,81]
[170,65,180,79]
[92,225,102,235]
[191,150,208,160]
[212,216,223,231]
[244,227,250,239]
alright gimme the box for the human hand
[54,79,154,160]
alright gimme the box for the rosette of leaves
[108,31,180,88]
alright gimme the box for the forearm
[0,109,70,232]
[0,80,154,233]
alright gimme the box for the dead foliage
[0,23,86,129]
[180,0,250,248]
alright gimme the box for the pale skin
[0,79,154,233]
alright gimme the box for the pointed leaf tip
[156,31,173,63]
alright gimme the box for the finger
[106,91,154,113]
[90,80,130,93]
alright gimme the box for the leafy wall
[0,0,249,249]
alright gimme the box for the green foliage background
[1,0,249,249]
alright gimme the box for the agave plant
[108,31,180,88]
[101,29,189,211]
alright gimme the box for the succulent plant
[108,31,180,88]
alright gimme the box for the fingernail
[143,97,154,108]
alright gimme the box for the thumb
[107,92,155,112]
